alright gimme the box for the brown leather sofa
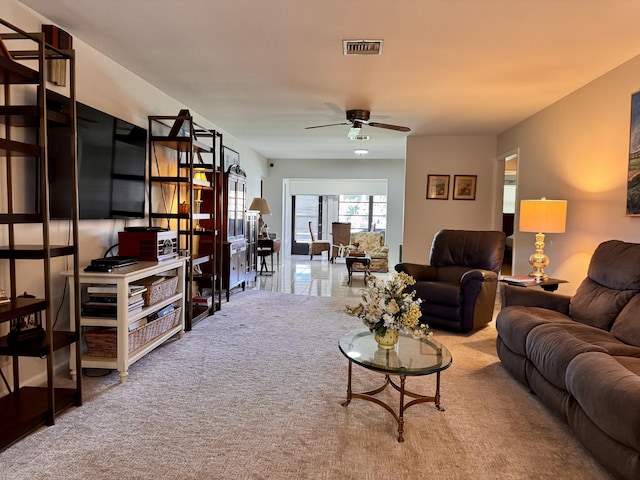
[496,240,640,480]
[395,229,506,332]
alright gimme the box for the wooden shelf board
[150,136,212,153]
[0,386,79,451]
[0,244,75,259]
[0,106,69,127]
[178,162,215,171]
[191,308,211,325]
[0,331,77,357]
[0,297,46,323]
[149,175,191,184]
[0,138,40,156]
[0,56,39,84]
[0,213,43,224]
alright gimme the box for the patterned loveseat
[350,231,389,272]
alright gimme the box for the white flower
[345,272,428,337]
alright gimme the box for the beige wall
[498,52,640,294]
[403,135,499,263]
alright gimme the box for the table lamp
[193,171,208,230]
[249,197,272,237]
[519,197,567,281]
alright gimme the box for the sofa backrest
[429,230,506,274]
[570,240,640,332]
[351,231,384,249]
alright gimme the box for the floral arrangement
[345,272,430,338]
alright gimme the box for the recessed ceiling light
[354,149,369,156]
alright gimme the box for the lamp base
[528,232,549,282]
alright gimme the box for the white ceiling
[18,0,640,160]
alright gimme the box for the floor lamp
[519,197,567,281]
[249,197,272,237]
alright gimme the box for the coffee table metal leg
[342,360,353,406]
[398,375,406,442]
[435,371,444,411]
[343,367,445,441]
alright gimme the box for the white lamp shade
[519,198,567,233]
[249,197,272,215]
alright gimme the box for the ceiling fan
[305,109,410,138]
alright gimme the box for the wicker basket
[138,275,179,306]
[85,307,182,357]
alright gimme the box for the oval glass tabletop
[338,327,452,375]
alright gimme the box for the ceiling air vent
[342,40,383,56]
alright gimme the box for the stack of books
[501,275,537,284]
[82,284,147,318]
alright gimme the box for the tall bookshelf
[0,19,81,450]
[148,112,223,329]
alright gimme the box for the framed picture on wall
[223,147,239,172]
[453,175,477,200]
[426,174,450,200]
[627,91,640,215]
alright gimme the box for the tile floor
[247,252,504,314]
[250,253,389,301]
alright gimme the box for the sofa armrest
[461,269,498,284]
[394,262,438,281]
[500,284,571,314]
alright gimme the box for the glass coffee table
[338,327,453,442]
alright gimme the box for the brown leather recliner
[395,229,506,332]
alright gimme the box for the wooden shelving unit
[148,112,223,329]
[0,19,81,451]
[62,258,186,383]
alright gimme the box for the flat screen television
[48,96,147,220]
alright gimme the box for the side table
[501,276,568,292]
[346,254,371,285]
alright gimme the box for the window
[338,195,386,232]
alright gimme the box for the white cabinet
[62,258,187,383]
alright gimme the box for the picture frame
[627,91,640,215]
[453,175,477,200]
[426,174,450,200]
[223,146,239,172]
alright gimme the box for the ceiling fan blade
[305,122,350,130]
[368,121,411,132]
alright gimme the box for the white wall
[403,135,499,263]
[262,158,405,267]
[498,52,640,295]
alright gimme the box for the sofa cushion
[587,240,640,291]
[570,277,636,330]
[611,294,640,347]
[429,229,504,273]
[525,323,608,390]
[436,265,472,284]
[496,306,573,357]
[566,353,640,452]
[350,232,388,260]
[413,281,459,306]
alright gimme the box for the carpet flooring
[0,290,613,479]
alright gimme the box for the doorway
[290,195,325,255]
[501,152,518,274]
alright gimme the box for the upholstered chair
[308,221,331,260]
[395,229,506,332]
[350,231,389,272]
